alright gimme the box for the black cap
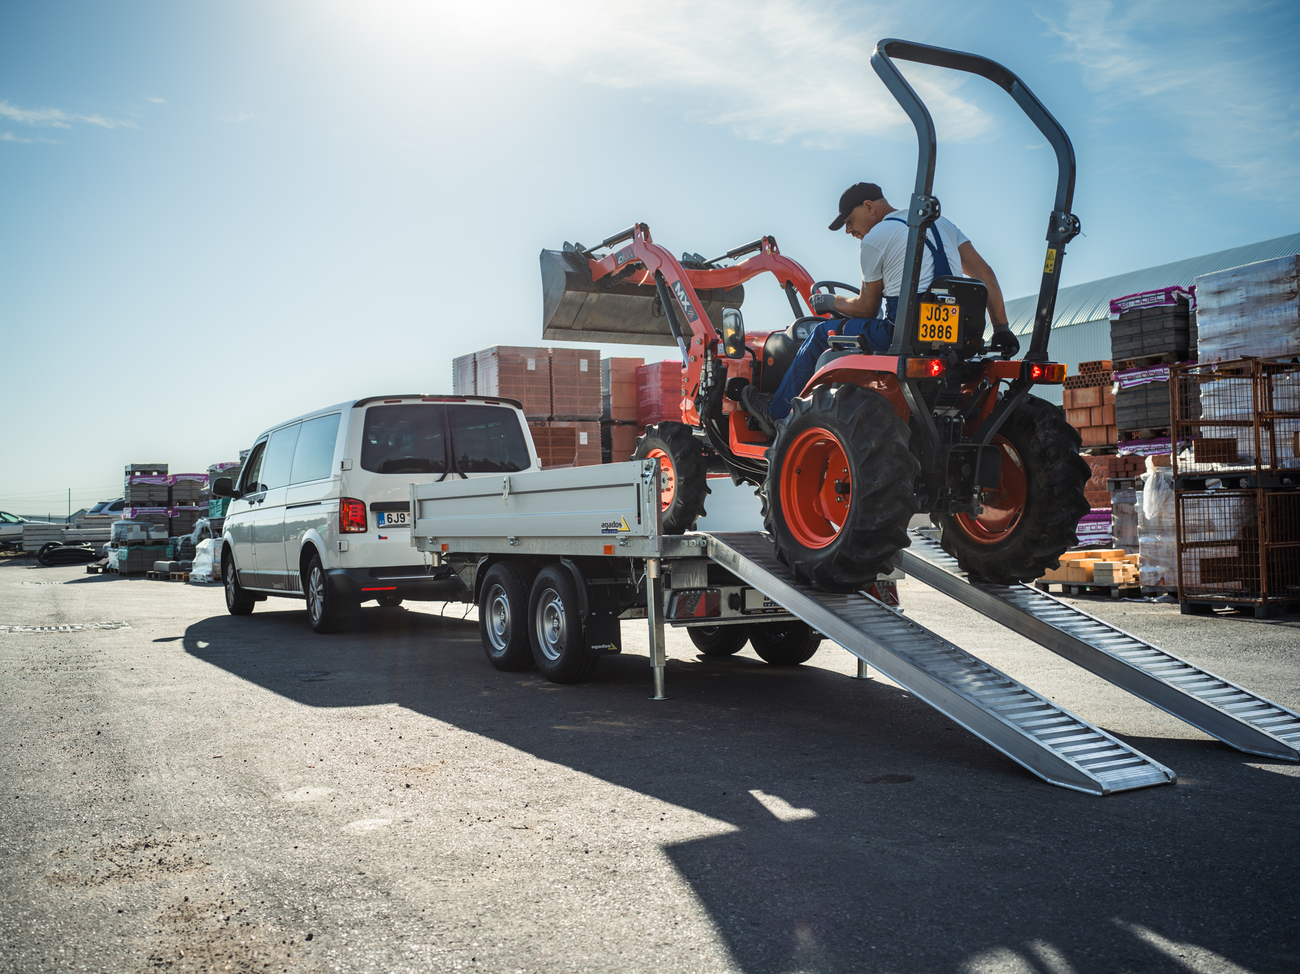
[829,182,884,231]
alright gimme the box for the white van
[213,394,540,633]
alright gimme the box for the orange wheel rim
[779,427,850,549]
[956,436,1027,544]
[646,448,676,510]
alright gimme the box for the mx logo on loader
[600,517,632,535]
[670,280,698,323]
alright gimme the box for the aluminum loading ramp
[706,533,1175,796]
[898,529,1300,762]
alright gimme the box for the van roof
[250,395,527,442]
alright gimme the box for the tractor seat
[756,317,821,394]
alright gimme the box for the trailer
[411,460,1300,797]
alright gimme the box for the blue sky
[2,0,1298,512]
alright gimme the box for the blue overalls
[769,219,954,419]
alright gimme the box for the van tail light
[340,498,368,533]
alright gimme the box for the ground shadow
[183,604,1300,973]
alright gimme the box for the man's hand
[988,329,1020,359]
[810,292,838,316]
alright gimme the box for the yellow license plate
[918,301,961,344]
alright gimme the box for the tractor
[539,39,1090,590]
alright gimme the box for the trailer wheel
[478,562,535,672]
[633,422,710,534]
[934,395,1090,583]
[224,551,256,616]
[377,596,403,608]
[749,621,821,666]
[528,565,599,684]
[762,383,920,591]
[688,624,752,657]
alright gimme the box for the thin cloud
[1040,0,1300,200]
[0,99,136,130]
[441,0,993,147]
[145,95,166,104]
[218,111,256,124]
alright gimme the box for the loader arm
[583,225,816,425]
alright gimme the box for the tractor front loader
[540,39,1090,591]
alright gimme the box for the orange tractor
[540,39,1089,590]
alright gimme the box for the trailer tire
[749,621,821,666]
[478,562,535,672]
[933,395,1090,583]
[224,551,256,617]
[377,596,403,608]
[688,624,752,657]
[633,422,710,534]
[528,565,599,684]
[762,384,920,592]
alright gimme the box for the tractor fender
[799,354,911,422]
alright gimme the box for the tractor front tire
[633,422,710,535]
[761,384,920,592]
[934,395,1090,583]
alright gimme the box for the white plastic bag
[189,538,220,583]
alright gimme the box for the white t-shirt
[859,213,970,296]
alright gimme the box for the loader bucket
[540,248,744,346]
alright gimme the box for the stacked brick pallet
[1038,549,1141,595]
[123,465,209,536]
[636,361,683,428]
[1109,287,1198,445]
[453,346,601,468]
[1063,361,1116,447]
[601,357,642,464]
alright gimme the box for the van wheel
[478,562,535,672]
[688,624,752,657]
[224,552,256,616]
[749,621,821,666]
[306,552,350,634]
[528,565,599,684]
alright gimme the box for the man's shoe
[740,384,778,438]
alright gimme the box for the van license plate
[378,512,409,527]
[917,301,960,344]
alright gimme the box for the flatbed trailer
[412,461,1300,796]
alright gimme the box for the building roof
[1005,231,1300,336]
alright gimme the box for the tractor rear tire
[761,384,920,592]
[934,395,1090,584]
[633,422,710,535]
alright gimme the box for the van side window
[241,441,268,493]
[361,405,448,474]
[290,414,341,484]
[450,405,530,473]
[260,424,301,489]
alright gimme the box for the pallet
[170,572,191,582]
[1119,428,1169,442]
[85,564,103,574]
[1115,351,1184,371]
[1035,581,1142,600]
[1181,598,1300,620]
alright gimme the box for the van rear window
[361,405,449,474]
[360,403,530,475]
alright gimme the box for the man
[741,182,1017,435]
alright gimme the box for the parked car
[212,394,540,633]
[86,499,125,516]
[0,511,32,550]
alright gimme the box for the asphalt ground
[2,554,1299,974]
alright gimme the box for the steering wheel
[809,280,860,319]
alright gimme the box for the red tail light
[906,357,946,378]
[340,498,368,533]
[1023,362,1067,383]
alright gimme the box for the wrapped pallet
[1196,254,1300,362]
[1138,458,1177,590]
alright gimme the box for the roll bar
[871,38,1081,362]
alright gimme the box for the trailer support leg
[855,658,870,680]
[646,558,669,700]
